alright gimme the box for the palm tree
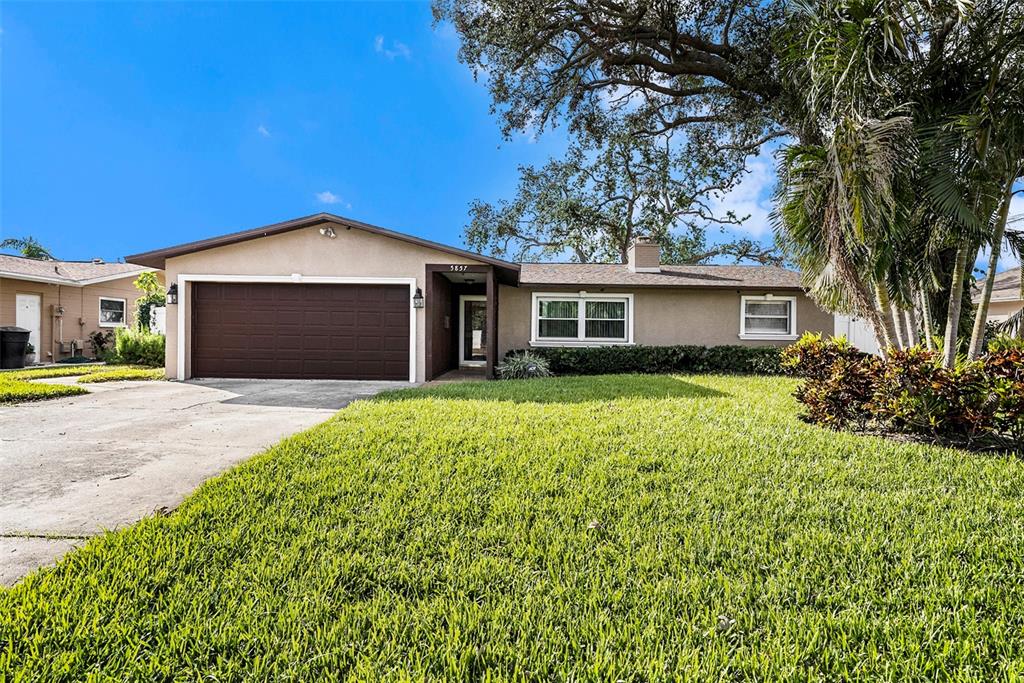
[0,236,54,260]
[774,0,1024,364]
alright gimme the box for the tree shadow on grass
[375,374,728,405]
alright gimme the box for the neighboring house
[0,255,153,362]
[126,213,834,383]
[974,267,1022,323]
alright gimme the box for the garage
[191,282,410,380]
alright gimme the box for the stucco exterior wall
[497,285,833,358]
[987,299,1022,321]
[0,275,147,362]
[163,224,484,382]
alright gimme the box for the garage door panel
[191,282,410,380]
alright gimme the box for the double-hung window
[98,297,127,327]
[533,294,631,344]
[740,295,796,339]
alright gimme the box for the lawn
[0,365,162,403]
[3,374,1024,679]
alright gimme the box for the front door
[458,295,487,367]
[16,293,42,355]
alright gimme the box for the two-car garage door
[191,282,410,380]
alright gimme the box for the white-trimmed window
[532,293,633,345]
[740,295,797,339]
[98,297,127,327]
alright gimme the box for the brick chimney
[627,238,661,273]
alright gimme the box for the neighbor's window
[99,297,127,327]
[741,296,795,337]
[535,296,630,342]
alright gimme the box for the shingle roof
[974,268,1021,302]
[518,262,803,288]
[0,254,147,285]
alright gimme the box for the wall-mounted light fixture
[412,287,425,309]
[166,283,178,305]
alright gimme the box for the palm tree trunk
[892,304,908,350]
[875,284,900,353]
[920,285,935,350]
[968,170,1017,358]
[904,308,918,347]
[942,242,972,368]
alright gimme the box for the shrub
[786,338,1024,450]
[987,333,1024,353]
[780,332,862,379]
[112,328,165,367]
[88,330,115,360]
[497,351,553,379]
[513,344,783,376]
[792,353,879,430]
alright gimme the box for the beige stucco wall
[987,299,1022,320]
[162,224,484,382]
[496,284,834,358]
[0,275,149,362]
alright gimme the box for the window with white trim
[98,297,127,327]
[534,295,630,343]
[740,295,795,337]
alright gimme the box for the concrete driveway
[0,377,408,585]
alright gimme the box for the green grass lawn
[3,374,1024,679]
[0,365,163,403]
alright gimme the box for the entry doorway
[458,295,487,367]
[16,293,42,355]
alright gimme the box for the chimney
[627,238,661,273]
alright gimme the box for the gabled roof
[0,254,148,286]
[974,267,1021,303]
[519,262,803,289]
[126,213,521,284]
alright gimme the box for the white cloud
[257,124,271,138]
[315,191,351,209]
[703,151,777,238]
[374,35,412,60]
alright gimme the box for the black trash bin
[0,326,31,369]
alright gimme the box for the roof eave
[125,213,521,283]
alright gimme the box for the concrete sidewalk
[0,377,406,585]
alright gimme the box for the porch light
[166,283,178,305]
[412,287,425,309]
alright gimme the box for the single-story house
[126,213,834,383]
[974,267,1022,323]
[0,255,152,362]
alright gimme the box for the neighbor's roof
[519,262,803,289]
[974,267,1021,302]
[0,254,148,286]
[126,213,522,284]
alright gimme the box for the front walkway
[0,378,407,585]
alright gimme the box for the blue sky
[0,2,1016,273]
[1,2,573,261]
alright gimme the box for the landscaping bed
[0,365,163,404]
[3,374,1024,678]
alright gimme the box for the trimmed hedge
[507,344,783,376]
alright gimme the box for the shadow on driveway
[188,378,414,410]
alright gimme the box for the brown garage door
[191,282,409,380]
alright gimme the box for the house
[0,255,152,362]
[126,213,834,382]
[974,267,1022,323]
